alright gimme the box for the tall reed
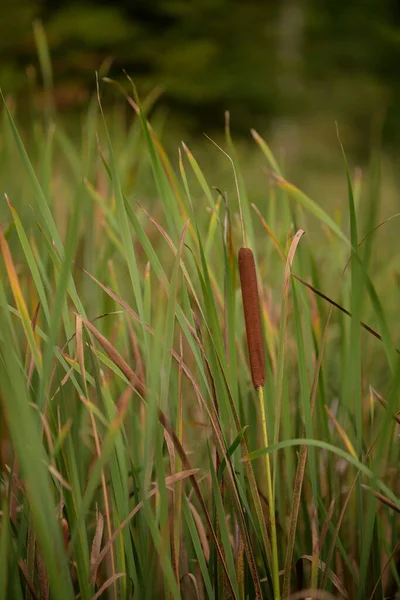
[238,246,280,599]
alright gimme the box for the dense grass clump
[0,78,399,600]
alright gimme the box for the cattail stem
[258,386,280,600]
[238,246,280,599]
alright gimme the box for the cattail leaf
[89,511,104,584]
[91,573,126,600]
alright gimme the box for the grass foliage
[0,68,400,600]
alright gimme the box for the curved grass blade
[245,438,400,509]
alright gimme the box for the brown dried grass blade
[236,532,245,598]
[81,317,145,397]
[319,499,335,552]
[368,540,400,600]
[292,273,397,350]
[18,559,38,600]
[325,407,357,459]
[91,573,126,600]
[36,548,49,600]
[90,510,105,584]
[164,426,178,584]
[297,555,349,598]
[138,202,176,254]
[75,315,89,397]
[284,231,305,295]
[370,387,400,425]
[27,302,41,388]
[251,203,286,262]
[127,320,145,386]
[26,526,36,600]
[188,500,210,563]
[361,484,400,514]
[0,225,42,372]
[47,465,72,491]
[180,572,201,600]
[164,428,176,477]
[173,332,184,583]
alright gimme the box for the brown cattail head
[238,247,266,389]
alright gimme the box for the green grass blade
[246,438,400,509]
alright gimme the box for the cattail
[238,247,266,389]
[239,247,280,598]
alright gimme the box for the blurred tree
[303,0,399,149]
[1,0,400,149]
[0,1,42,92]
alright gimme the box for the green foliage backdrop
[2,1,400,148]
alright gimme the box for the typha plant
[1,32,400,599]
[204,131,281,599]
[237,217,280,600]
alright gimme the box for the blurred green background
[2,0,400,192]
[3,1,400,133]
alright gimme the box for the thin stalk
[258,386,280,600]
